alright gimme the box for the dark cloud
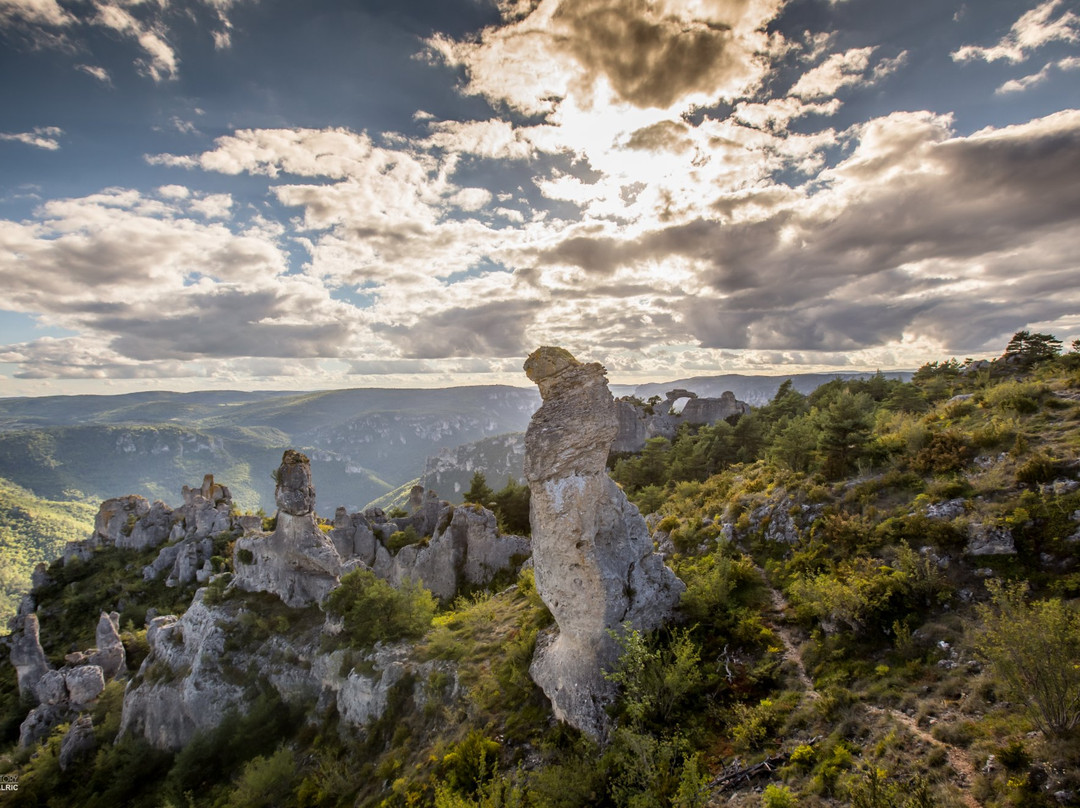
[372,299,540,359]
[624,120,694,152]
[552,0,748,108]
[98,288,356,361]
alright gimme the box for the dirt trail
[865,706,983,808]
[763,585,819,700]
[754,565,981,807]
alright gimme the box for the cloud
[92,2,178,81]
[997,54,1080,93]
[0,126,63,150]
[788,47,908,100]
[0,0,72,26]
[1,0,252,81]
[527,110,1080,356]
[75,63,111,83]
[953,0,1079,64]
[426,0,786,114]
[997,63,1052,93]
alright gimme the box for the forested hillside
[1,332,1079,808]
[0,479,95,627]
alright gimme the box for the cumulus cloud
[953,0,1079,64]
[529,110,1080,356]
[0,126,63,150]
[427,0,785,114]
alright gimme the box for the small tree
[1003,330,1062,365]
[973,580,1080,736]
[464,471,495,507]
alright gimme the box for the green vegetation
[464,473,531,535]
[0,476,95,627]
[3,331,1080,807]
[324,568,437,650]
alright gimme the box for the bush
[387,525,423,553]
[325,568,436,649]
[973,580,1080,736]
[761,784,797,808]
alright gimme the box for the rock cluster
[613,388,749,453]
[523,347,684,739]
[7,610,125,750]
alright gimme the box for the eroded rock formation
[613,388,750,453]
[232,450,343,608]
[523,346,684,739]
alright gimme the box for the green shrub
[387,525,423,552]
[973,580,1080,735]
[1015,453,1060,484]
[237,547,255,564]
[325,568,436,649]
[761,783,797,808]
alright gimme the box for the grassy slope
[0,477,95,627]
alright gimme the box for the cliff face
[613,389,750,453]
[523,347,684,739]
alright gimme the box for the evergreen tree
[464,471,495,506]
[818,390,874,478]
[1003,330,1062,365]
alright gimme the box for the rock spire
[523,347,684,739]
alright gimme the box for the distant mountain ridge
[0,386,540,513]
[611,370,913,407]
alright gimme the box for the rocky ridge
[6,448,533,753]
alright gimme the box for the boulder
[967,523,1017,556]
[522,347,684,739]
[275,450,316,515]
[65,665,105,708]
[19,704,64,748]
[89,611,126,680]
[94,495,151,546]
[122,500,174,551]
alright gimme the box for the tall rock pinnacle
[523,347,684,739]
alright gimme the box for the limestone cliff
[523,346,684,739]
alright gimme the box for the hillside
[1,337,1079,808]
[0,479,95,626]
[0,386,541,514]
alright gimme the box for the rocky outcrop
[118,593,249,750]
[9,613,50,697]
[232,451,342,608]
[523,347,684,739]
[59,715,96,771]
[370,501,530,601]
[613,388,750,453]
[89,611,126,680]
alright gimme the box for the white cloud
[189,193,234,219]
[997,63,1052,93]
[92,1,178,81]
[0,126,63,150]
[75,64,111,83]
[953,0,1079,64]
[0,0,72,26]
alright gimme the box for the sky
[1,0,1079,396]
